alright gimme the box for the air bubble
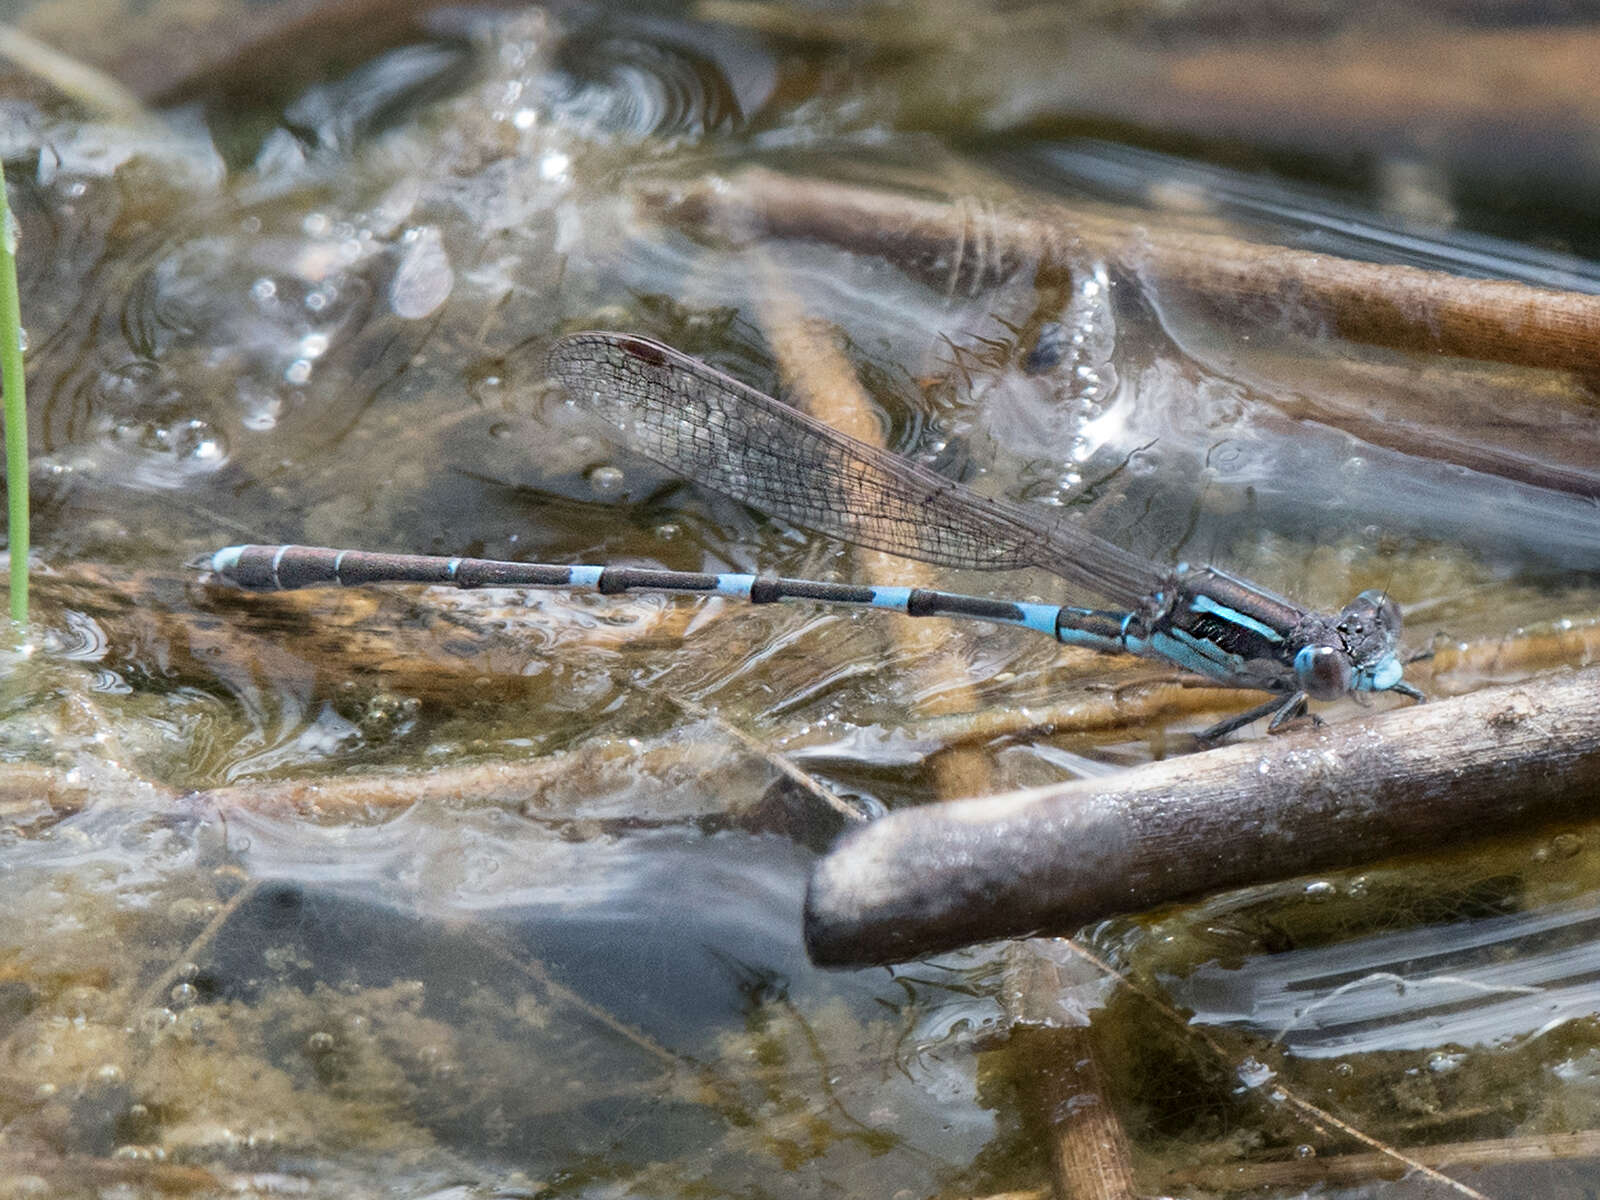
[587,464,625,497]
[172,419,224,462]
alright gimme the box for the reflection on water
[1173,892,1600,1059]
[3,0,1600,1195]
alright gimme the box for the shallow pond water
[2,2,1600,1197]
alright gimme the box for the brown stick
[0,762,98,827]
[34,563,694,708]
[1237,351,1600,499]
[636,169,1600,375]
[805,664,1600,966]
[205,723,786,828]
[1126,27,1600,164]
[1017,1024,1141,1200]
[33,0,491,105]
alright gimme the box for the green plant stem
[0,158,27,624]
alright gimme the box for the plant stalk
[0,159,28,624]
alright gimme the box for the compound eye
[1295,644,1355,700]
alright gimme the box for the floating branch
[78,0,494,105]
[805,664,1600,966]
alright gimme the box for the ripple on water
[542,15,775,141]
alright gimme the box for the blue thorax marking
[1189,593,1285,644]
[1151,628,1248,682]
[1356,652,1408,691]
[1359,654,1403,692]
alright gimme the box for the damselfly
[203,331,1424,741]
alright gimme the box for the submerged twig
[130,880,259,1018]
[752,250,993,801]
[667,691,868,826]
[1173,1128,1600,1192]
[78,0,506,105]
[0,761,98,827]
[1059,939,1494,1200]
[1110,25,1600,180]
[805,664,1600,966]
[1020,1023,1139,1200]
[34,563,695,707]
[1002,942,1139,1200]
[1243,351,1600,500]
[0,1153,226,1194]
[205,728,755,820]
[636,169,1600,374]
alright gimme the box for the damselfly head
[1291,590,1406,699]
[1339,589,1407,694]
[1338,589,1404,660]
